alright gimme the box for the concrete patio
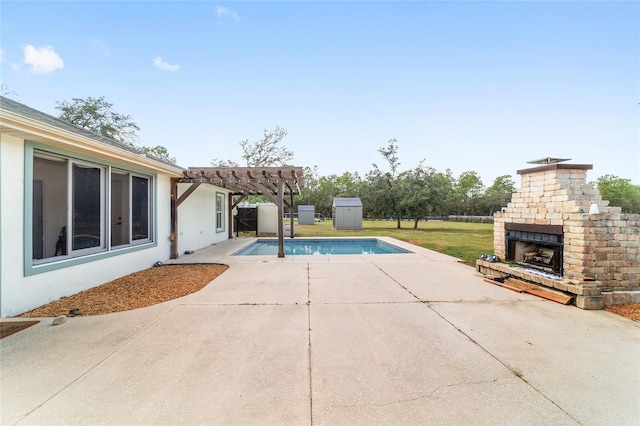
[2,238,639,425]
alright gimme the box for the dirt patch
[17,264,228,318]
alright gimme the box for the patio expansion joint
[371,262,422,301]
[306,262,314,425]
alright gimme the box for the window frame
[215,192,225,233]
[24,141,158,276]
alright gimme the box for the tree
[594,175,640,214]
[455,171,484,215]
[365,138,403,227]
[1,83,17,97]
[295,168,363,218]
[141,145,177,165]
[296,166,320,206]
[56,96,177,165]
[430,170,456,216]
[240,126,293,167]
[211,126,294,168]
[398,162,430,229]
[210,158,240,167]
[56,96,140,146]
[398,162,454,228]
[482,175,516,215]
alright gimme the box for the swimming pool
[233,238,412,256]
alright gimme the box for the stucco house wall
[0,97,229,317]
[177,183,230,254]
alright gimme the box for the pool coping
[170,236,461,265]
[230,236,413,256]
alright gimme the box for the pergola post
[170,178,179,259]
[228,194,234,239]
[289,191,294,239]
[277,181,285,258]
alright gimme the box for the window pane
[73,164,102,250]
[111,171,130,246]
[132,176,149,240]
[33,155,68,260]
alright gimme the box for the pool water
[233,238,411,256]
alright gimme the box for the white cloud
[216,5,240,21]
[153,56,181,71]
[23,45,64,74]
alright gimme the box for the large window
[32,150,154,265]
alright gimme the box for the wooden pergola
[170,166,305,259]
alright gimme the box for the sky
[1,1,639,186]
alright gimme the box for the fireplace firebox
[505,223,563,276]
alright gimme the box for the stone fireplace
[477,159,639,310]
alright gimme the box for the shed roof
[298,205,314,211]
[333,197,362,207]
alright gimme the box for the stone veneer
[478,162,639,309]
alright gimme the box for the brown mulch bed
[17,264,228,318]
[604,304,640,321]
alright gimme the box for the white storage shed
[298,205,315,225]
[332,198,363,230]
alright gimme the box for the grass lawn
[292,219,494,267]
